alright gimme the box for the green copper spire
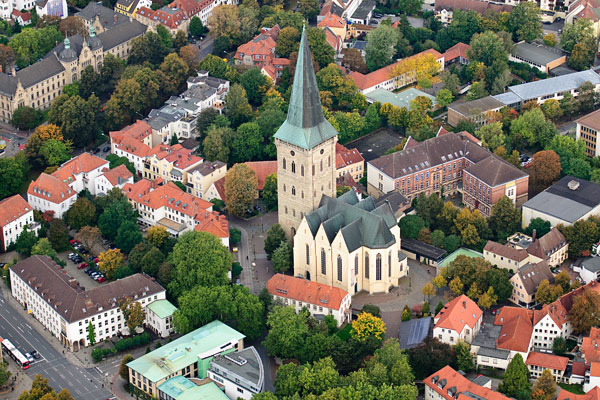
[273,26,338,150]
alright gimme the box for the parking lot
[62,240,106,288]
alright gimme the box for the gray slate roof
[465,155,528,187]
[0,72,18,96]
[511,42,566,67]
[515,261,554,295]
[401,238,446,260]
[97,20,146,51]
[17,56,64,89]
[77,2,128,29]
[351,0,376,19]
[448,96,504,117]
[581,257,600,273]
[274,27,338,150]
[305,191,397,252]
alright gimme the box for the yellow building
[115,0,150,17]
[142,144,204,186]
[185,160,227,200]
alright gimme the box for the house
[10,255,167,351]
[234,27,279,68]
[110,120,153,174]
[588,363,600,393]
[207,347,264,400]
[348,0,375,25]
[525,227,569,267]
[318,12,346,39]
[52,153,109,195]
[134,6,188,35]
[580,327,600,363]
[157,377,229,400]
[127,320,245,397]
[567,0,600,36]
[115,0,151,17]
[558,387,600,400]
[374,190,410,221]
[522,176,600,228]
[35,0,67,19]
[245,161,278,196]
[293,191,409,295]
[266,274,351,326]
[442,42,469,66]
[95,165,134,196]
[323,26,344,56]
[576,108,600,157]
[526,351,569,382]
[27,174,77,219]
[434,0,513,25]
[145,299,176,338]
[336,143,364,182]
[509,261,555,306]
[493,69,600,109]
[345,23,374,40]
[509,41,567,74]
[433,294,483,345]
[447,96,505,127]
[365,87,438,110]
[483,240,530,270]
[194,211,229,248]
[401,238,446,268]
[346,49,444,94]
[142,144,204,186]
[11,9,31,25]
[574,257,600,284]
[185,160,227,200]
[367,131,529,217]
[0,195,39,252]
[399,317,433,349]
[424,365,511,400]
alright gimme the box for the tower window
[312,165,315,176]
[291,161,295,173]
[388,252,392,277]
[320,160,323,171]
[283,158,286,170]
[292,186,296,196]
[355,255,359,276]
[301,165,304,176]
[283,184,286,192]
[321,249,326,275]
[337,256,342,282]
[328,156,331,167]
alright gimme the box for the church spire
[273,26,338,150]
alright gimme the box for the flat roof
[365,88,437,110]
[507,69,600,102]
[438,248,483,268]
[209,346,263,389]
[511,42,566,67]
[127,321,245,383]
[399,317,432,349]
[576,109,600,131]
[146,299,177,319]
[448,96,504,117]
[492,91,522,106]
[351,0,376,19]
[401,238,446,260]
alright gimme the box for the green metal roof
[365,88,437,110]
[146,299,177,319]
[127,320,245,383]
[158,377,228,400]
[438,247,483,268]
[273,26,338,150]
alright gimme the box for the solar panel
[406,319,430,346]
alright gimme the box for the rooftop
[425,366,510,400]
[484,241,529,262]
[127,320,245,383]
[0,195,33,227]
[365,88,437,110]
[434,294,482,333]
[513,261,555,296]
[504,69,600,102]
[512,41,567,67]
[351,0,376,19]
[209,346,263,391]
[398,317,432,349]
[448,96,505,117]
[146,299,177,319]
[577,108,600,132]
[526,351,569,371]
[438,248,483,268]
[266,274,349,311]
[157,378,228,400]
[401,238,446,260]
[464,155,528,187]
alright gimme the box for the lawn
[337,324,352,341]
[559,383,585,395]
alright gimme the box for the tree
[444,235,461,253]
[173,284,264,339]
[508,2,541,42]
[207,4,240,38]
[11,106,42,130]
[499,353,531,400]
[105,154,135,175]
[453,341,474,372]
[560,92,578,118]
[525,218,551,238]
[570,38,596,71]
[559,219,599,258]
[224,84,253,128]
[88,322,96,345]
[15,228,38,257]
[408,337,454,380]
[401,307,411,321]
[59,16,86,37]
[203,125,232,163]
[399,215,426,239]
[119,297,146,331]
[299,0,319,20]
[477,122,505,151]
[9,27,63,68]
[39,139,71,167]
[543,33,557,47]
[119,354,134,381]
[160,53,189,95]
[541,99,562,122]
[225,163,257,217]
[442,72,461,96]
[449,276,464,296]
[64,197,96,230]
[432,275,447,292]
[262,173,277,210]
[561,18,595,52]
[231,122,262,163]
[78,226,101,253]
[168,231,232,297]
[189,16,207,38]
[578,81,596,113]
[264,306,309,359]
[178,44,199,72]
[569,288,600,334]
[392,52,441,84]
[115,220,142,254]
[31,238,57,259]
[48,94,101,148]
[265,224,286,259]
[554,270,572,293]
[127,31,167,66]
[477,286,498,309]
[435,89,453,108]
[0,44,14,74]
[529,150,561,189]
[48,219,69,251]
[146,226,168,249]
[272,241,293,273]
[532,369,556,400]
[97,197,136,240]
[98,248,125,279]
[365,25,400,71]
[552,337,567,356]
[342,48,367,74]
[0,361,10,387]
[422,282,435,301]
[489,196,521,241]
[306,27,335,69]
[240,68,269,106]
[466,81,488,101]
[351,312,386,343]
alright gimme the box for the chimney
[532,229,536,241]
[462,301,466,309]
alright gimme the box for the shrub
[114,332,151,352]
[91,347,116,362]
[361,304,380,317]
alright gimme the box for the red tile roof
[126,181,213,219]
[557,386,600,400]
[484,240,529,262]
[234,34,277,62]
[194,211,228,238]
[526,351,568,372]
[266,274,349,311]
[324,27,342,53]
[244,161,277,191]
[434,294,482,333]
[581,327,600,363]
[52,153,108,184]
[494,307,533,353]
[100,165,133,187]
[425,366,510,400]
[110,120,152,142]
[336,143,364,169]
[318,12,345,29]
[571,361,587,377]
[347,49,443,91]
[443,42,470,63]
[11,9,31,22]
[147,144,203,170]
[0,195,32,227]
[28,173,77,204]
[593,362,600,377]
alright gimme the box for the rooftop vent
[568,180,580,191]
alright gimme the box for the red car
[93,257,99,263]
[69,239,80,245]
[78,262,88,269]
[97,277,106,283]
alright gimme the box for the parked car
[97,276,106,283]
[24,353,34,363]
[93,257,99,263]
[93,148,101,154]
[84,267,92,274]
[103,146,110,152]
[30,350,40,360]
[78,262,88,269]
[69,239,79,245]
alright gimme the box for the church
[274,27,409,295]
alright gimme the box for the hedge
[114,332,151,352]
[91,347,116,362]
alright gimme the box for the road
[0,290,113,400]
[195,36,214,62]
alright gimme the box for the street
[0,289,113,400]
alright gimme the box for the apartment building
[207,347,264,400]
[567,0,600,35]
[145,299,177,338]
[110,121,153,175]
[94,165,134,196]
[483,241,530,271]
[234,25,280,68]
[577,109,600,157]
[509,261,555,306]
[516,228,569,267]
[433,295,482,345]
[266,274,351,326]
[27,173,77,219]
[335,143,364,182]
[10,255,167,351]
[347,49,444,95]
[0,195,39,252]
[425,366,510,400]
[142,144,204,185]
[526,352,569,382]
[127,320,245,397]
[185,160,226,200]
[135,6,189,35]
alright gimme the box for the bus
[1,339,30,369]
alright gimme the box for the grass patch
[337,324,352,341]
[559,383,585,395]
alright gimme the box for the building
[134,6,188,35]
[273,27,338,237]
[76,2,129,33]
[318,12,346,39]
[293,192,409,295]
[127,320,244,397]
[558,387,600,400]
[142,144,204,185]
[526,351,569,382]
[567,0,600,35]
[401,238,446,268]
[524,227,569,267]
[493,69,600,109]
[185,160,226,200]
[577,108,600,157]
[52,153,109,195]
[27,173,77,219]
[94,164,134,196]
[347,49,444,94]
[509,42,567,74]
[483,240,530,270]
[145,299,177,338]
[266,274,351,326]
[0,19,146,122]
[434,0,513,25]
[10,255,167,351]
[157,377,229,400]
[522,176,600,228]
[35,0,67,19]
[110,120,154,174]
[433,294,483,345]
[11,9,31,25]
[398,317,432,349]
[0,195,39,252]
[0,0,35,19]
[425,365,511,400]
[374,190,410,221]
[509,261,555,306]
[335,143,364,182]
[575,257,600,284]
[365,87,438,110]
[234,26,279,68]
[348,0,376,25]
[447,96,505,127]
[207,346,263,400]
[367,132,528,216]
[442,42,469,66]
[115,0,151,17]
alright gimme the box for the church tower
[273,27,338,238]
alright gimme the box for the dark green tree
[265,224,286,259]
[499,353,531,400]
[15,228,38,257]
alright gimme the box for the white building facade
[0,195,39,252]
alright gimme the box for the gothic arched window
[337,256,343,282]
[321,249,326,275]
